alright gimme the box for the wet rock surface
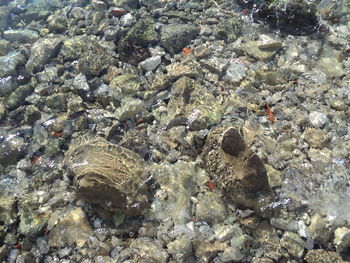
[0,0,349,262]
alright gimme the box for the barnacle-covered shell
[201,126,274,217]
[64,135,150,216]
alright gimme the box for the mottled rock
[221,127,246,157]
[212,17,240,42]
[5,83,34,110]
[302,128,330,148]
[224,59,248,83]
[193,240,227,262]
[0,51,26,78]
[26,38,63,74]
[24,105,41,124]
[45,93,70,112]
[334,227,350,253]
[304,249,347,263]
[48,208,93,248]
[160,24,199,54]
[196,192,227,224]
[253,221,283,261]
[150,161,208,225]
[122,17,158,46]
[0,196,16,225]
[167,236,192,262]
[3,29,39,44]
[166,61,202,81]
[109,73,141,100]
[64,135,150,216]
[128,237,168,263]
[280,231,305,258]
[165,76,222,130]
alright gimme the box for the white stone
[139,56,162,71]
[120,13,135,27]
[309,111,328,128]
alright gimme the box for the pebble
[309,111,329,128]
[139,55,162,71]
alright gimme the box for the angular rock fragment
[64,135,151,216]
[48,208,93,248]
[202,126,274,216]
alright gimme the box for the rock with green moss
[60,36,117,76]
[212,17,241,42]
[5,83,35,110]
[160,24,199,54]
[122,18,159,46]
[109,73,141,100]
[0,196,17,226]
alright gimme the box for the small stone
[334,227,350,253]
[130,237,168,262]
[195,192,227,224]
[0,102,5,120]
[3,29,39,44]
[48,208,93,248]
[24,105,41,124]
[36,237,49,255]
[167,236,192,261]
[73,73,89,92]
[221,127,246,157]
[120,13,135,27]
[302,128,329,148]
[214,225,236,242]
[309,111,328,128]
[139,55,161,71]
[193,240,227,262]
[280,232,305,258]
[304,249,346,263]
[224,59,248,83]
[0,196,16,225]
[0,51,26,78]
[0,135,26,167]
[219,247,244,262]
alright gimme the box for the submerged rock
[201,126,274,216]
[247,0,321,36]
[64,135,151,216]
[48,208,93,248]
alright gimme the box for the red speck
[206,180,215,192]
[13,243,21,249]
[109,8,128,17]
[265,104,276,124]
[53,131,63,138]
[43,229,50,235]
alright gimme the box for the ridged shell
[64,135,150,216]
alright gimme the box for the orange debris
[182,47,192,56]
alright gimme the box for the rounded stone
[220,127,246,157]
